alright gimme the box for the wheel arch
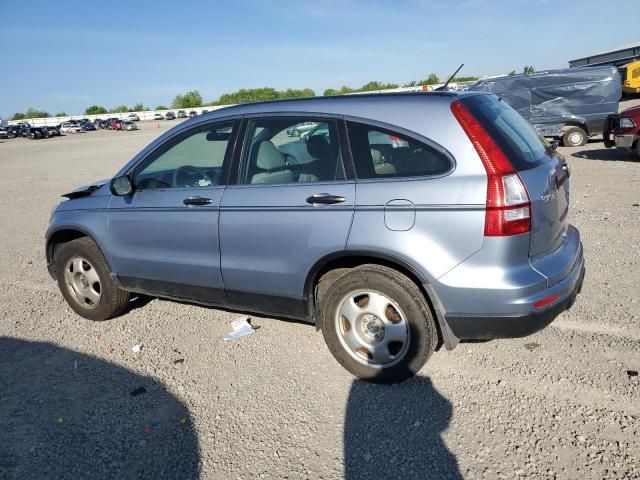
[46,226,111,278]
[304,251,458,350]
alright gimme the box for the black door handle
[183,196,212,206]
[306,194,346,205]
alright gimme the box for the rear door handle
[183,196,212,206]
[306,194,346,205]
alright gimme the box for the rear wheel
[319,265,438,384]
[562,127,587,147]
[54,237,130,321]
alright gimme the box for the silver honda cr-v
[46,92,585,383]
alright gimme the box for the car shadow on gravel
[572,148,638,162]
[0,337,199,480]
[344,376,462,479]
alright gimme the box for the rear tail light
[451,100,531,236]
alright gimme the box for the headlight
[620,117,636,129]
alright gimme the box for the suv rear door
[461,94,579,286]
[219,115,355,318]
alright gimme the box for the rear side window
[346,122,451,180]
[461,94,549,170]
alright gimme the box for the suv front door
[219,116,355,318]
[108,120,238,304]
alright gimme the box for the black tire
[562,127,587,147]
[54,237,130,321]
[319,264,438,384]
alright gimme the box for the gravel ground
[0,105,639,480]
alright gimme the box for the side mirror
[110,175,133,196]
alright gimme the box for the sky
[1,0,638,118]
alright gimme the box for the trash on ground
[627,370,638,377]
[173,358,185,364]
[524,342,540,351]
[132,344,142,353]
[223,317,255,341]
[130,386,147,397]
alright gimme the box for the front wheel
[319,265,438,384]
[562,127,587,147]
[54,237,130,321]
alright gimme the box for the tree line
[10,73,484,120]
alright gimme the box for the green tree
[110,105,130,113]
[85,105,108,115]
[323,88,340,96]
[155,105,168,110]
[132,102,146,111]
[171,90,203,108]
[508,70,517,76]
[523,66,535,74]
[452,76,479,82]
[421,73,440,85]
[23,108,50,118]
[54,111,68,117]
[12,112,26,120]
[214,87,315,105]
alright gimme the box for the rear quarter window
[346,122,452,180]
[461,94,551,171]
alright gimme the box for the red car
[109,119,123,130]
[604,105,640,158]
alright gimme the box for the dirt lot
[0,105,639,480]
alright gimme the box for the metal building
[569,41,640,68]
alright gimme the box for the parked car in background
[189,110,197,118]
[46,126,61,137]
[201,109,209,114]
[6,125,23,138]
[153,113,164,121]
[165,111,176,120]
[128,113,140,122]
[604,104,640,158]
[60,122,83,134]
[81,122,96,131]
[0,127,8,139]
[470,66,621,147]
[286,122,317,137]
[26,126,49,139]
[97,120,110,129]
[177,110,187,118]
[109,119,123,130]
[122,121,138,131]
[46,92,584,383]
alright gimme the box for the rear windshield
[461,94,550,171]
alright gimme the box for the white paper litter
[132,344,142,353]
[223,317,255,341]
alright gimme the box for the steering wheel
[172,165,214,188]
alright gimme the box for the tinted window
[347,122,451,180]
[134,122,233,190]
[239,118,343,185]
[461,94,549,170]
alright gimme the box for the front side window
[239,118,343,185]
[134,122,234,190]
[347,122,451,180]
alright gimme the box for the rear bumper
[445,254,585,340]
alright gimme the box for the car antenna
[435,64,464,92]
